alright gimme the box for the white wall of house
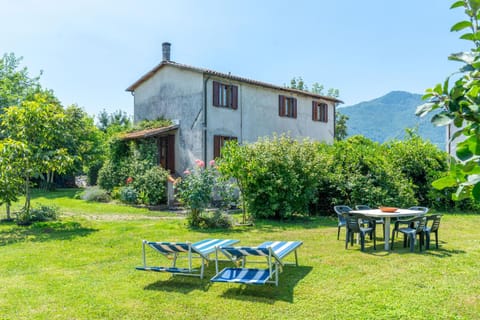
[133,65,205,173]
[205,77,335,162]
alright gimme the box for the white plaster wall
[205,78,335,162]
[133,65,205,173]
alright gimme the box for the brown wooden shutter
[214,135,221,159]
[231,85,238,109]
[312,101,318,121]
[213,81,220,106]
[279,95,285,116]
[293,98,297,118]
[167,135,175,173]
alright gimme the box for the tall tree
[335,113,349,141]
[97,109,131,133]
[0,139,26,219]
[0,53,41,112]
[0,91,73,215]
[416,0,480,201]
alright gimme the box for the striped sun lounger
[136,238,239,279]
[210,240,303,286]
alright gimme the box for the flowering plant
[175,159,232,227]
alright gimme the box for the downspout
[203,75,211,164]
[333,102,337,142]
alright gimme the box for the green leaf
[454,117,464,128]
[460,33,475,40]
[456,143,474,161]
[432,176,458,190]
[451,20,473,32]
[453,185,471,201]
[431,113,453,126]
[472,182,480,200]
[443,78,450,94]
[449,51,476,64]
[415,102,435,117]
[451,0,465,9]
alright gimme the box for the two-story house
[125,43,342,175]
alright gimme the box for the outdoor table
[348,208,425,250]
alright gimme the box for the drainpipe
[203,75,211,164]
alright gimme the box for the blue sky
[0,0,468,118]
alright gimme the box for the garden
[0,189,479,319]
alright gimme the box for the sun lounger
[136,238,239,279]
[210,240,302,286]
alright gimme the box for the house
[125,42,342,175]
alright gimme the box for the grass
[1,189,479,319]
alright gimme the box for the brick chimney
[162,42,171,61]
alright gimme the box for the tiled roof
[125,60,343,104]
[121,124,179,140]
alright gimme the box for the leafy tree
[0,53,41,112]
[97,109,131,132]
[0,91,73,216]
[416,0,480,201]
[0,139,26,219]
[335,113,349,140]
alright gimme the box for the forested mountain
[338,91,445,150]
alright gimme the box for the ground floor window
[213,135,237,158]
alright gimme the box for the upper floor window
[279,95,297,118]
[312,101,328,122]
[213,81,238,109]
[213,135,238,158]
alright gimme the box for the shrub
[195,210,234,229]
[80,186,111,202]
[176,160,232,227]
[119,186,138,204]
[218,135,324,220]
[16,205,59,225]
[132,166,169,205]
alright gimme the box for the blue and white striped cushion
[258,241,302,260]
[221,246,270,258]
[210,268,271,285]
[192,239,239,256]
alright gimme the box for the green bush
[16,205,59,225]
[218,135,323,220]
[119,186,138,204]
[196,210,234,229]
[80,186,111,202]
[132,166,169,205]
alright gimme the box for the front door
[158,135,175,174]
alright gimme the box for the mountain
[338,91,445,150]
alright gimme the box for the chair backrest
[414,216,427,232]
[345,214,363,232]
[408,206,429,213]
[355,205,371,210]
[146,241,190,254]
[426,214,442,232]
[334,205,352,224]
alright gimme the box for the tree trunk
[6,203,11,220]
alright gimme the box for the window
[278,95,297,118]
[213,81,238,109]
[157,135,175,173]
[312,101,328,122]
[213,135,237,158]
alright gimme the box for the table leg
[384,217,391,250]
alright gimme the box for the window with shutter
[279,95,297,118]
[213,81,238,109]
[312,101,328,122]
[213,135,237,159]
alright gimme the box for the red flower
[126,177,133,184]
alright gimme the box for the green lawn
[1,189,479,319]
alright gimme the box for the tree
[0,91,73,215]
[0,139,26,219]
[0,53,41,112]
[97,109,131,132]
[416,0,480,201]
[335,113,349,140]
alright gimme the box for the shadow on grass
[217,266,313,304]
[193,216,337,235]
[0,220,97,246]
[143,276,212,293]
